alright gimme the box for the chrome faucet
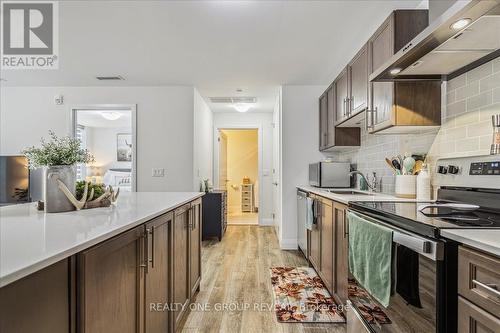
[349,171,378,192]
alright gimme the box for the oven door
[347,210,449,333]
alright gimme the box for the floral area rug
[270,267,346,323]
[348,279,391,324]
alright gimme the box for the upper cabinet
[336,45,369,127]
[367,10,442,134]
[319,83,361,152]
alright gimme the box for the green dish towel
[348,211,393,307]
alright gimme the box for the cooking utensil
[403,156,416,175]
[413,160,423,175]
[385,158,398,174]
[418,203,480,212]
[391,158,402,174]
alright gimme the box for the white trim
[214,124,263,226]
[279,238,298,250]
[260,218,274,226]
[69,104,137,192]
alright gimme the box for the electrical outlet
[152,168,165,177]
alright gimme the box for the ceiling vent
[209,97,257,104]
[96,75,125,81]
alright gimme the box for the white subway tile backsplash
[467,62,493,83]
[480,72,500,92]
[331,58,497,195]
[466,91,492,111]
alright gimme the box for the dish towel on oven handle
[348,211,393,307]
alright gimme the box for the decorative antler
[56,178,88,210]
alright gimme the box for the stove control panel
[470,161,500,175]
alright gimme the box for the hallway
[181,226,345,333]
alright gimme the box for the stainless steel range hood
[370,0,500,82]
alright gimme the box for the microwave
[309,162,350,188]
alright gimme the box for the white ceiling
[77,110,132,128]
[1,0,425,113]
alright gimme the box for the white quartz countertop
[0,192,203,287]
[441,229,500,257]
[297,185,422,204]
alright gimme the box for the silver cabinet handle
[150,226,155,268]
[472,279,500,298]
[343,210,348,239]
[142,228,150,274]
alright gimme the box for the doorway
[70,105,137,192]
[217,129,259,225]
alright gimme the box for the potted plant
[22,131,94,213]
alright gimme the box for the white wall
[272,91,282,236]
[213,112,274,225]
[0,86,195,191]
[280,85,326,249]
[86,126,133,172]
[193,89,213,191]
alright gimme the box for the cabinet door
[335,69,349,123]
[349,44,368,114]
[173,204,190,331]
[145,213,172,333]
[0,259,71,333]
[309,198,321,271]
[189,199,202,298]
[78,226,145,333]
[458,296,500,333]
[319,93,328,150]
[326,85,336,147]
[319,198,334,294]
[334,203,348,304]
[369,17,394,131]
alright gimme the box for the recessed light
[96,75,124,81]
[100,111,122,120]
[390,68,402,75]
[450,18,471,30]
[233,103,252,113]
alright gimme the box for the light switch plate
[152,168,165,177]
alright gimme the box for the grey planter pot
[44,165,76,213]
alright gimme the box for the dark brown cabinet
[348,44,368,117]
[173,204,191,331]
[367,10,441,134]
[309,196,322,270]
[202,191,227,241]
[319,198,334,294]
[319,84,361,152]
[145,213,173,333]
[335,69,349,124]
[189,198,202,298]
[334,202,349,304]
[458,296,500,333]
[77,226,145,333]
[0,259,72,333]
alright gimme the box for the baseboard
[260,218,274,226]
[279,238,298,250]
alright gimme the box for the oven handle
[348,210,443,261]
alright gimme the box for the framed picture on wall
[117,133,132,162]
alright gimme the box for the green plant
[22,131,94,169]
[76,181,105,200]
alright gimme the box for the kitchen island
[0,192,203,333]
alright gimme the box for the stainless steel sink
[326,190,374,196]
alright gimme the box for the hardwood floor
[180,226,346,333]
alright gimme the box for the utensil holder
[395,175,416,199]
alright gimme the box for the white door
[218,131,228,191]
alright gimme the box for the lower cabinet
[77,225,145,333]
[189,198,202,298]
[307,195,349,306]
[0,259,72,333]
[334,202,349,304]
[309,196,322,270]
[173,204,191,331]
[319,198,334,294]
[458,296,500,333]
[145,212,173,333]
